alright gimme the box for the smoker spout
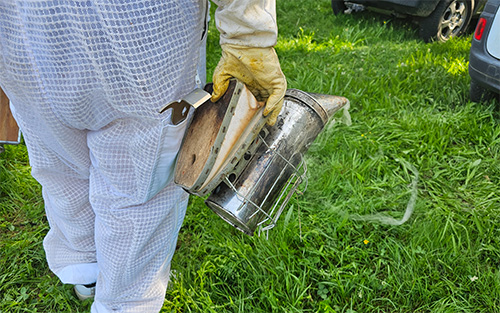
[308,93,350,120]
[285,89,350,127]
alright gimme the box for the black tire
[419,0,473,42]
[470,79,499,103]
[331,0,347,15]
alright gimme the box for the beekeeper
[0,1,286,312]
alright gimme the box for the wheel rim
[438,0,468,40]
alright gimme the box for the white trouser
[17,105,191,313]
[0,1,207,312]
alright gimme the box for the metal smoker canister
[205,89,349,235]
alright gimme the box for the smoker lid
[285,89,329,126]
[285,89,349,127]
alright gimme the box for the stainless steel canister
[205,89,349,235]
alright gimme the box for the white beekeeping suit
[0,0,283,312]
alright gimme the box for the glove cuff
[214,0,278,47]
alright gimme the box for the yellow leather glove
[211,44,287,126]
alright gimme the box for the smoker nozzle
[308,93,350,120]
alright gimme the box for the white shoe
[74,282,96,301]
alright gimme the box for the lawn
[2,0,500,312]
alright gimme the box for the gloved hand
[212,44,287,126]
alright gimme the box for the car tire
[419,0,473,42]
[470,79,499,103]
[331,0,347,15]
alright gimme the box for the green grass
[2,0,500,312]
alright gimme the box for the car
[331,0,487,42]
[469,0,500,103]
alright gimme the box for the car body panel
[346,0,440,16]
[486,5,500,58]
[344,0,487,17]
[469,0,500,96]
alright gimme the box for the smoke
[349,159,419,226]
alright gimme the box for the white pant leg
[84,115,190,313]
[91,184,188,313]
[11,106,99,284]
[14,102,190,312]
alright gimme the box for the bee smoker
[174,80,349,236]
